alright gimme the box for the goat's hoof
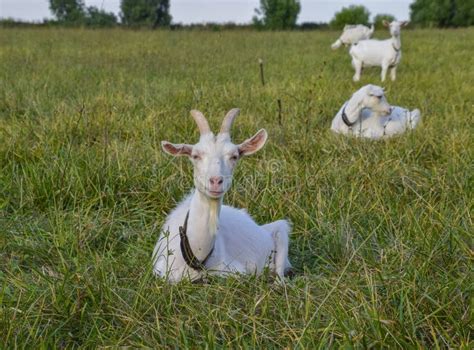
[284,268,296,279]
[192,277,210,285]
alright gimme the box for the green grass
[0,27,472,348]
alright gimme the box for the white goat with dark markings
[331,24,374,50]
[349,20,408,82]
[331,84,421,139]
[153,109,292,283]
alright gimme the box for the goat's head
[383,20,408,36]
[162,109,267,200]
[357,84,392,116]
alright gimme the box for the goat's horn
[190,110,211,135]
[219,108,240,135]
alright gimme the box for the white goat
[331,84,421,139]
[153,109,292,283]
[349,20,408,82]
[331,24,374,50]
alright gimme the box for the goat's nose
[209,176,223,186]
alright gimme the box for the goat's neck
[344,96,365,125]
[391,34,401,50]
[186,189,221,260]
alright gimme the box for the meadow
[0,27,472,348]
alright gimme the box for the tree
[330,5,370,29]
[153,0,172,28]
[253,0,301,30]
[410,0,474,27]
[120,0,172,27]
[85,6,118,27]
[49,0,117,26]
[373,14,396,29]
[410,0,451,27]
[49,0,85,24]
[452,0,474,26]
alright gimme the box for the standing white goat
[331,24,374,50]
[153,109,292,283]
[350,20,408,82]
[331,84,421,139]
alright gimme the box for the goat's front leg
[381,63,389,82]
[262,220,291,280]
[352,59,362,82]
[390,66,397,81]
[409,109,421,129]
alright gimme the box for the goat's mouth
[208,190,225,198]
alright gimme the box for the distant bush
[49,0,85,25]
[330,5,370,29]
[48,0,117,27]
[299,22,329,30]
[0,18,39,28]
[373,14,396,29]
[85,6,118,28]
[169,22,255,31]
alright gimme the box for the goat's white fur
[331,24,374,50]
[153,109,292,283]
[331,84,421,139]
[349,20,408,82]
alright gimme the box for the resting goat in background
[331,84,421,139]
[153,109,292,283]
[331,24,374,50]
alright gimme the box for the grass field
[0,27,473,348]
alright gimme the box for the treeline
[1,0,473,30]
[0,18,329,31]
[38,0,172,28]
[328,2,473,29]
[0,19,330,31]
[410,0,474,27]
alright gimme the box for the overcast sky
[0,0,412,24]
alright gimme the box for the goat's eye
[192,154,201,160]
[230,154,238,161]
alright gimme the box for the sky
[0,0,413,24]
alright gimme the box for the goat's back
[350,39,394,65]
[341,26,372,44]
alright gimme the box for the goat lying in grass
[153,109,292,283]
[331,84,421,139]
[331,24,374,50]
[349,20,408,81]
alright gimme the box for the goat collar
[179,210,214,271]
[341,104,357,127]
[392,43,401,52]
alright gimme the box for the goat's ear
[401,21,409,27]
[238,129,268,156]
[382,20,390,27]
[161,141,193,157]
